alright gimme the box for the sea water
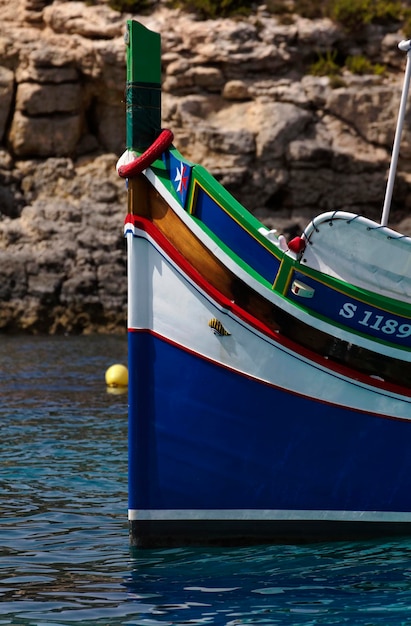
[2,335,411,625]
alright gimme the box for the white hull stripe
[128,509,411,523]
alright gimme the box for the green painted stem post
[125,20,162,152]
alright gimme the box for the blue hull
[128,331,411,545]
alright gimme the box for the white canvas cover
[301,211,411,304]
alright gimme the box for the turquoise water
[2,336,411,625]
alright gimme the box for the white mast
[381,39,411,227]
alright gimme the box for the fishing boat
[118,19,411,547]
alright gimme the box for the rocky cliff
[1,0,411,333]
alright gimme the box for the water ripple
[2,337,411,624]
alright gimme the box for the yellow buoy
[105,363,128,388]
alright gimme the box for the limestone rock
[0,66,14,143]
[223,80,250,101]
[42,2,124,39]
[1,0,411,333]
[327,85,403,150]
[247,101,313,159]
[9,111,82,157]
[15,82,82,115]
